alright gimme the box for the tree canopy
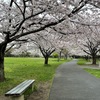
[0,0,100,81]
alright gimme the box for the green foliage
[0,57,67,95]
[52,53,58,58]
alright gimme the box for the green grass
[77,58,100,65]
[84,68,100,78]
[77,59,88,65]
[0,57,69,95]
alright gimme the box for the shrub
[52,53,58,58]
[19,51,32,57]
[5,51,15,57]
[33,53,40,57]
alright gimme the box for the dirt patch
[27,82,51,100]
[0,82,51,100]
[0,96,9,100]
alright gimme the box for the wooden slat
[5,80,35,96]
[6,80,29,94]
[9,80,32,94]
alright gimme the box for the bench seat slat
[14,80,34,94]
[5,80,35,96]
[6,80,29,94]
[9,80,33,94]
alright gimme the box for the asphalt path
[49,59,100,100]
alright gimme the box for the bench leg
[8,95,24,100]
[32,84,34,91]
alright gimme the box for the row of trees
[23,30,68,64]
[0,0,100,81]
[10,23,100,65]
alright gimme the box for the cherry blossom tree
[33,33,56,65]
[82,38,100,64]
[75,25,100,65]
[0,0,66,81]
[27,30,66,65]
[0,0,99,81]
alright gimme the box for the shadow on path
[49,59,100,100]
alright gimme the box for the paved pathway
[49,59,100,100]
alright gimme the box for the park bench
[5,80,35,100]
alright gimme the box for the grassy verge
[0,57,69,95]
[77,58,100,65]
[77,59,88,65]
[78,59,100,79]
[84,68,100,78]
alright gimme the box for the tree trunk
[0,55,5,82]
[92,55,96,65]
[58,51,62,61]
[65,54,67,59]
[59,51,61,59]
[0,44,6,82]
[44,56,49,65]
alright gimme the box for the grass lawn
[77,59,88,65]
[0,57,69,95]
[84,68,100,78]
